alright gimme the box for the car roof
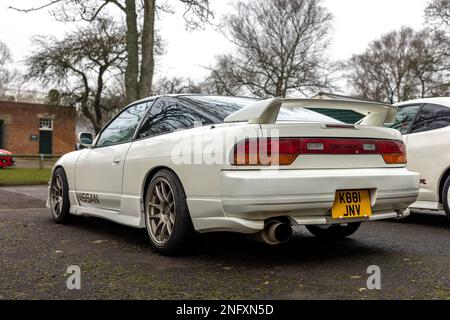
[129,94,183,105]
[396,97,450,108]
[127,94,259,107]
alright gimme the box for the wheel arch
[50,165,67,185]
[438,165,450,204]
[141,166,185,203]
[52,164,65,175]
[51,150,82,192]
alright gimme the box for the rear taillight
[377,140,407,164]
[233,138,301,166]
[232,138,406,166]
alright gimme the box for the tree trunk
[139,0,156,99]
[421,78,426,98]
[124,0,139,104]
[93,67,106,130]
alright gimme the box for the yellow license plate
[331,190,372,219]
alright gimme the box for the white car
[48,95,419,255]
[390,97,450,219]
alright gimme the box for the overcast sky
[0,0,430,85]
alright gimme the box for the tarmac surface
[0,185,448,299]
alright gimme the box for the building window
[39,118,53,131]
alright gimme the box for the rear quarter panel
[122,123,263,200]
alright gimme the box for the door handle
[112,158,121,166]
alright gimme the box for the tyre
[306,222,361,240]
[144,169,196,255]
[50,167,73,224]
[442,176,450,220]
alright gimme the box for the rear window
[179,95,259,121]
[277,107,343,123]
[307,108,365,124]
[178,96,352,124]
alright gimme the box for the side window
[410,104,450,134]
[137,98,214,139]
[96,102,149,147]
[387,105,421,134]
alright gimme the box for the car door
[75,101,151,211]
[122,97,216,199]
[404,104,450,202]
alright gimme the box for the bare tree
[203,57,246,96]
[0,41,13,97]
[426,0,450,28]
[344,27,450,103]
[11,0,213,103]
[0,41,47,102]
[206,0,333,98]
[0,41,10,68]
[152,76,203,95]
[26,17,128,133]
[411,29,450,97]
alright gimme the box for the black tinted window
[178,96,258,121]
[387,105,421,134]
[137,98,214,139]
[97,102,149,147]
[306,108,364,124]
[411,104,450,134]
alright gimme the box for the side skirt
[410,200,443,211]
[70,204,143,228]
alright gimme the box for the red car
[0,149,15,168]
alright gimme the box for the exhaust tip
[394,208,411,219]
[273,223,292,243]
[261,220,293,245]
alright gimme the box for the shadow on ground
[66,215,389,264]
[402,211,449,229]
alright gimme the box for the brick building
[0,100,76,154]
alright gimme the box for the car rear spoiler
[224,97,397,127]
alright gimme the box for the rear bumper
[189,167,419,233]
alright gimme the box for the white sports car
[48,95,419,255]
[390,97,450,219]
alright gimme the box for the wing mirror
[77,132,95,149]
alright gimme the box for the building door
[39,131,53,154]
[39,118,53,154]
[0,120,4,149]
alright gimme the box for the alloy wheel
[447,187,450,210]
[146,177,176,246]
[51,174,64,218]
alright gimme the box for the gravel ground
[0,185,448,300]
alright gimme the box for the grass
[0,168,52,186]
